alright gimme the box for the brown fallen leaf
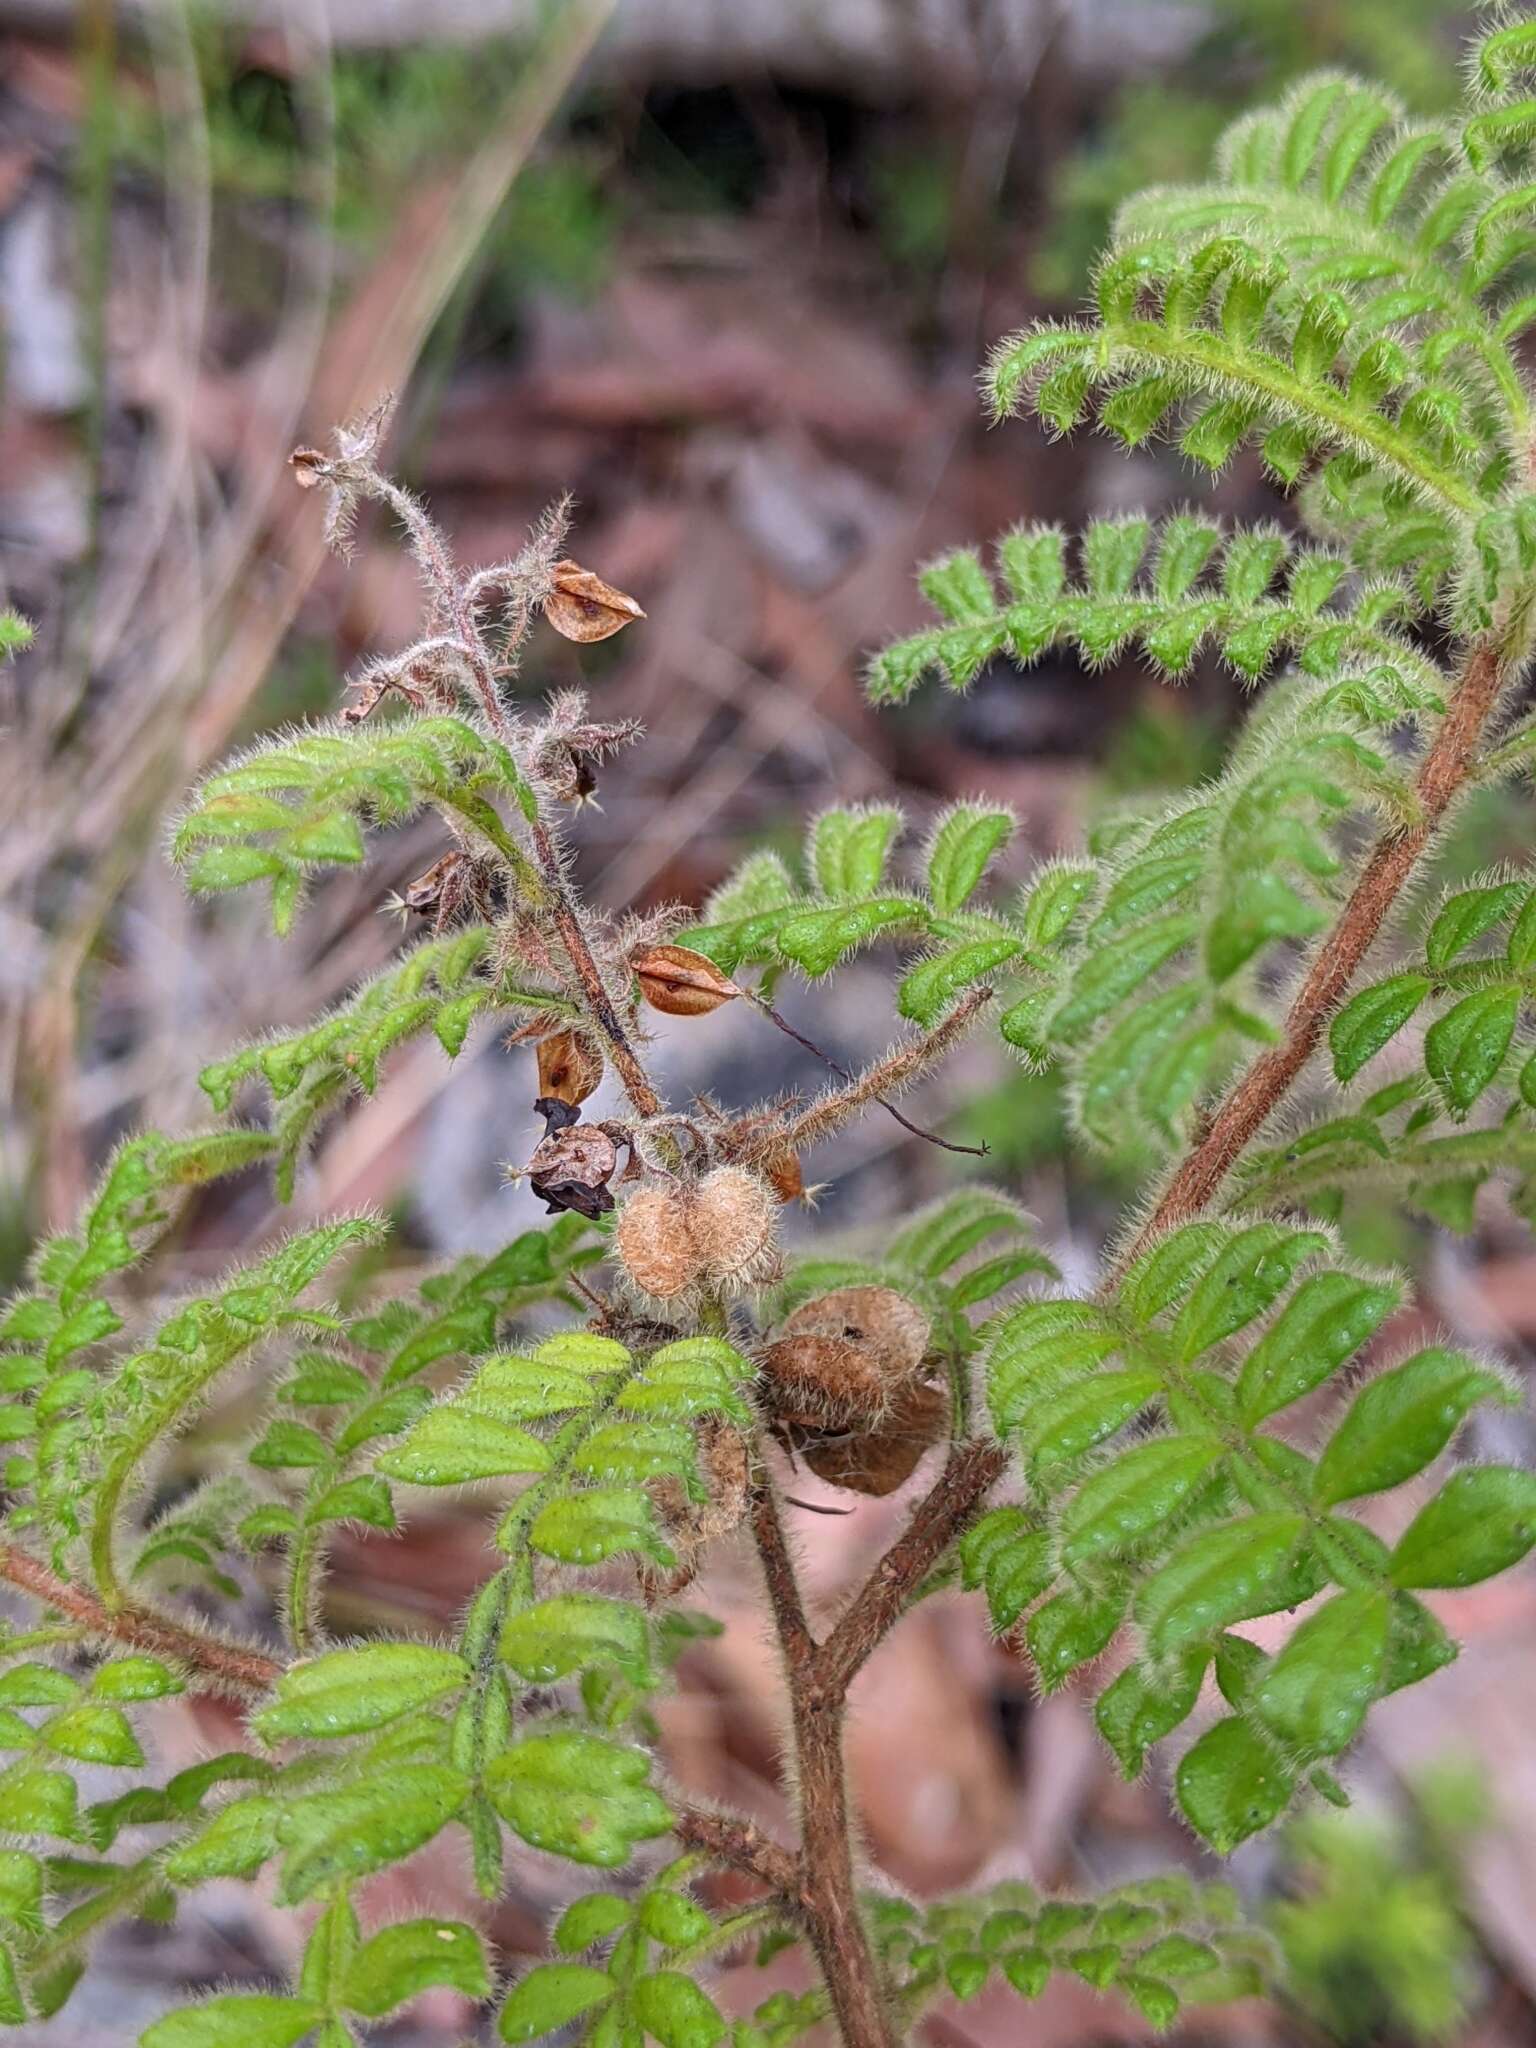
[544,559,646,643]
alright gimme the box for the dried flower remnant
[543,560,646,644]
[536,1030,604,1107]
[523,1097,621,1219]
[632,945,740,1019]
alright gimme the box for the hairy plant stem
[0,1540,280,1696]
[1122,636,1511,1264]
[746,1434,1008,2048]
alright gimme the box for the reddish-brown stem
[671,1803,803,1901]
[528,817,663,1120]
[1122,638,1509,1263]
[814,1439,1008,1699]
[0,1541,281,1698]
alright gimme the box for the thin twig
[0,1541,280,1698]
[753,998,988,1156]
[1120,638,1510,1265]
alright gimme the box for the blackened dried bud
[525,1098,619,1219]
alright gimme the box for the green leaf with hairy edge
[773,898,922,977]
[1206,873,1326,983]
[1119,1222,1227,1325]
[898,938,1023,1026]
[1426,986,1519,1116]
[1425,883,1525,969]
[810,807,903,899]
[165,1797,282,1882]
[532,1331,632,1374]
[887,1188,1039,1276]
[1235,1270,1399,1425]
[640,1890,715,1947]
[89,1657,184,1702]
[1330,973,1433,1082]
[500,1594,651,1685]
[1314,1348,1513,1507]
[376,1407,553,1486]
[927,806,1014,913]
[630,1972,728,2048]
[41,1704,143,1767]
[554,1892,632,1951]
[253,1644,470,1742]
[309,1475,396,1531]
[1382,1591,1457,1694]
[1018,863,1096,953]
[1252,1589,1390,1757]
[1024,1369,1162,1476]
[342,1919,491,2017]
[500,1964,613,2041]
[1025,1583,1127,1690]
[1138,1513,1313,1660]
[1059,1435,1226,1566]
[1506,888,1536,970]
[0,1666,78,1707]
[141,1996,325,2048]
[1095,1649,1208,1778]
[0,1768,80,1840]
[1176,1716,1293,1852]
[182,846,287,894]
[485,1732,672,1867]
[1172,1225,1327,1361]
[458,1354,598,1422]
[276,1765,470,1903]
[959,1509,1053,1631]
[986,1302,1122,1433]
[1390,1467,1536,1588]
[530,1488,676,1569]
[1052,914,1199,1037]
[0,1850,42,1930]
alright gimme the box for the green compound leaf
[1058,1435,1226,1567]
[1235,1270,1399,1425]
[485,1731,672,1867]
[1138,1513,1316,1661]
[1175,1716,1294,1852]
[253,1644,470,1742]
[342,1918,491,2018]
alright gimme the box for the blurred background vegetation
[4,2,1536,2042]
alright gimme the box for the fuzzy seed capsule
[615,1187,703,1300]
[631,945,739,1018]
[688,1167,779,1289]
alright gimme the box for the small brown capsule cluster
[536,1030,604,1108]
[544,561,646,644]
[759,1285,946,1497]
[615,1166,780,1302]
[631,945,739,1019]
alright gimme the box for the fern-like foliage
[12,30,1536,2038]
[968,1217,1530,1851]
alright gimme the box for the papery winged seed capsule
[544,560,646,644]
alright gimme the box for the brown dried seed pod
[802,1379,948,1497]
[289,447,327,487]
[536,1030,603,1107]
[632,944,739,1018]
[689,1167,780,1288]
[615,1186,703,1300]
[783,1285,931,1386]
[759,1332,887,1434]
[544,560,646,644]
